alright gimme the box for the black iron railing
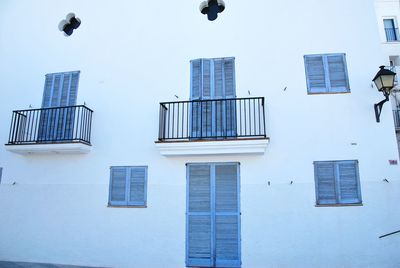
[158,97,267,141]
[7,105,93,145]
[394,110,400,129]
[385,28,399,42]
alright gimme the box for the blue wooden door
[190,58,237,139]
[38,71,79,141]
[186,163,241,267]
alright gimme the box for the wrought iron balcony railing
[158,97,267,141]
[394,110,400,129]
[385,28,399,42]
[7,105,93,145]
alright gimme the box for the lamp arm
[374,95,389,123]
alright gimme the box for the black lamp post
[372,66,396,122]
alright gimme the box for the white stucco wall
[0,0,400,267]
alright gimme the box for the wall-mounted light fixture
[58,13,81,36]
[200,0,225,21]
[372,66,396,122]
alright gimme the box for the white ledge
[5,143,91,155]
[155,139,269,156]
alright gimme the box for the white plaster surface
[0,0,399,267]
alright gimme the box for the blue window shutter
[384,19,398,41]
[337,161,361,204]
[191,59,202,100]
[214,164,241,268]
[314,162,337,205]
[223,58,236,98]
[128,167,147,206]
[327,54,349,92]
[187,164,213,267]
[314,160,362,205]
[223,58,237,137]
[109,167,128,206]
[305,55,327,93]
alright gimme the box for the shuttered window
[186,163,241,267]
[314,160,362,206]
[108,166,148,207]
[383,19,399,42]
[190,58,237,138]
[304,54,350,94]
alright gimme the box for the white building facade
[0,0,399,267]
[375,0,400,156]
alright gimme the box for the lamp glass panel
[374,77,383,90]
[381,75,395,88]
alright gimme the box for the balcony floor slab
[5,142,91,155]
[155,138,269,156]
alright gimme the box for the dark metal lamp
[200,0,225,21]
[372,66,396,122]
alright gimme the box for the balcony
[394,110,400,131]
[5,105,93,154]
[385,28,399,42]
[388,66,399,86]
[155,97,269,156]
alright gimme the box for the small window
[314,160,362,206]
[108,166,148,207]
[0,167,2,184]
[304,53,350,94]
[384,19,399,42]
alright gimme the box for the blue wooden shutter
[42,71,80,108]
[190,58,237,138]
[337,161,361,204]
[39,71,80,141]
[109,167,128,206]
[327,54,349,93]
[191,60,202,138]
[314,162,337,205]
[305,55,327,93]
[384,19,397,41]
[214,163,241,267]
[128,167,147,206]
[187,164,213,267]
[223,58,237,137]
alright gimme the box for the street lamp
[372,66,396,122]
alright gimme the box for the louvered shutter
[187,164,213,267]
[337,161,361,204]
[190,58,237,139]
[223,58,237,137]
[39,71,80,141]
[128,167,147,206]
[314,162,337,205]
[215,164,241,268]
[327,54,349,92]
[305,55,327,93]
[109,167,128,206]
[191,60,202,138]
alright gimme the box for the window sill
[315,203,363,207]
[107,205,147,208]
[307,91,351,95]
